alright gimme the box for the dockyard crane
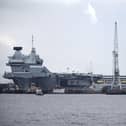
[111,21,122,89]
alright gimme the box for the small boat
[35,88,43,95]
[53,88,65,94]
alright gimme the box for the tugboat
[35,87,43,95]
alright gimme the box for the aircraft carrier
[3,38,102,93]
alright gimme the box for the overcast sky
[0,0,126,82]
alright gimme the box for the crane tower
[111,21,122,89]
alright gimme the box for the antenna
[89,61,93,74]
[31,34,36,53]
[114,21,118,53]
[32,34,34,49]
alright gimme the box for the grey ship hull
[7,77,56,93]
[32,77,57,93]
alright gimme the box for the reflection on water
[0,94,126,126]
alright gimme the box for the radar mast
[31,34,36,53]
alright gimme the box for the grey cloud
[0,0,81,9]
[93,0,126,4]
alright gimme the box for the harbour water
[0,94,126,126]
